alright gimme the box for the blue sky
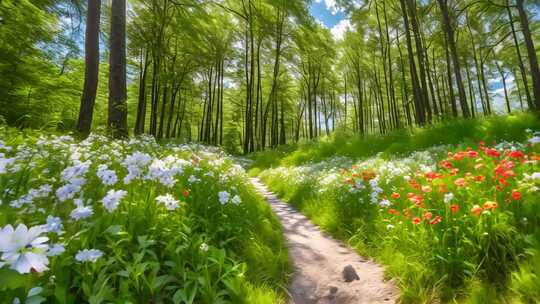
[309,0,346,28]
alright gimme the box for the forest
[1,0,540,303]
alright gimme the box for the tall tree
[108,0,128,138]
[516,0,540,110]
[76,0,101,136]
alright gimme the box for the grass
[256,112,540,303]
[248,113,540,175]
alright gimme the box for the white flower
[96,165,118,186]
[386,224,395,230]
[43,216,63,235]
[200,243,209,252]
[529,136,540,144]
[0,224,50,274]
[75,249,103,263]
[379,199,392,207]
[101,189,127,212]
[231,195,241,205]
[70,199,93,221]
[155,194,180,210]
[218,191,230,204]
[530,172,540,180]
[188,175,200,184]
[444,192,454,204]
[47,244,65,256]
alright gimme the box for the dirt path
[250,178,399,304]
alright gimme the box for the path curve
[250,178,399,304]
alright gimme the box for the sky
[309,0,353,41]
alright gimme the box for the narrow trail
[250,178,399,304]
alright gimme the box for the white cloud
[315,0,343,15]
[331,19,353,41]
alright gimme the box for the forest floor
[250,178,399,304]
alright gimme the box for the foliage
[0,127,289,303]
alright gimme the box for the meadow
[256,113,540,303]
[0,127,289,304]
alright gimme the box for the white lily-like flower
[155,194,180,210]
[0,224,50,274]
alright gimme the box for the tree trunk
[108,0,128,138]
[76,0,101,137]
[516,0,540,110]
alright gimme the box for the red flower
[511,190,521,201]
[468,150,479,158]
[508,150,525,159]
[425,172,443,180]
[412,217,422,225]
[182,189,191,198]
[344,178,354,184]
[471,205,483,216]
[475,175,485,182]
[388,209,401,216]
[450,204,460,214]
[391,192,401,199]
[429,216,443,225]
[454,178,467,187]
[423,212,433,220]
[440,160,454,169]
[485,148,501,158]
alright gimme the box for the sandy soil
[251,178,400,304]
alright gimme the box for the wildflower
[96,165,118,186]
[412,217,422,225]
[182,189,190,198]
[429,216,443,225]
[450,204,460,214]
[101,189,127,212]
[156,194,180,210]
[70,199,93,221]
[386,224,395,230]
[75,249,103,263]
[231,195,242,205]
[200,243,209,252]
[528,136,540,144]
[421,186,432,193]
[443,192,454,203]
[483,201,498,210]
[388,209,400,216]
[43,215,63,235]
[218,191,230,204]
[467,150,479,158]
[454,178,467,187]
[47,244,65,257]
[475,175,485,182]
[485,148,501,158]
[471,205,483,216]
[511,190,522,201]
[0,224,50,274]
[508,150,525,159]
[423,212,433,220]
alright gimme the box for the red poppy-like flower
[412,217,422,225]
[485,148,501,158]
[471,205,483,216]
[388,208,401,216]
[440,160,454,169]
[468,150,479,158]
[499,178,509,187]
[423,212,433,220]
[450,204,460,214]
[453,152,467,161]
[475,175,485,182]
[454,178,467,187]
[425,172,443,180]
[450,168,460,176]
[182,189,191,198]
[483,201,498,210]
[391,192,401,199]
[429,216,443,225]
[508,150,525,159]
[511,190,522,201]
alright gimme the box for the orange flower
[454,178,467,187]
[423,212,433,220]
[450,204,460,214]
[391,192,401,199]
[511,190,522,201]
[429,216,443,225]
[483,201,498,210]
[475,175,485,182]
[440,160,454,169]
[421,186,432,193]
[182,189,191,198]
[344,178,354,184]
[425,172,443,180]
[471,205,483,216]
[412,217,422,225]
[438,184,448,193]
[388,208,401,216]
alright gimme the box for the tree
[108,0,128,138]
[77,0,101,137]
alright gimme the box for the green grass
[249,113,540,175]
